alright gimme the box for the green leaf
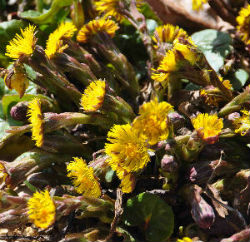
[140,3,162,25]
[0,118,10,139]
[123,193,174,242]
[191,29,233,72]
[19,0,73,24]
[146,19,158,35]
[231,69,249,90]
[105,168,115,183]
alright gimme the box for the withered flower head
[233,110,250,136]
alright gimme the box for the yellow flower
[152,24,188,46]
[133,98,173,145]
[200,89,221,107]
[45,22,77,59]
[27,98,44,147]
[192,0,208,11]
[67,157,101,197]
[151,49,178,84]
[177,237,193,242]
[5,25,37,60]
[151,41,197,84]
[95,0,124,22]
[236,4,250,45]
[80,80,106,112]
[105,124,150,174]
[219,76,232,90]
[119,172,135,193]
[174,40,197,65]
[192,113,223,144]
[27,190,56,229]
[233,110,250,136]
[0,163,8,185]
[77,18,119,43]
[94,0,142,22]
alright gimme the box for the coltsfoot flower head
[152,24,188,47]
[233,110,250,136]
[45,22,77,59]
[0,163,8,185]
[236,4,250,45]
[27,190,56,229]
[192,113,223,144]
[105,124,150,173]
[151,49,178,84]
[200,89,221,107]
[94,0,142,22]
[119,172,135,193]
[133,98,173,145]
[219,76,232,90]
[27,98,43,147]
[67,157,101,197]
[77,18,119,43]
[151,40,197,85]
[174,40,197,65]
[80,80,106,112]
[95,0,125,22]
[192,0,208,11]
[6,25,37,60]
[177,237,193,242]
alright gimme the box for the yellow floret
[105,124,150,174]
[80,80,106,112]
[133,98,173,145]
[234,110,250,136]
[236,4,250,45]
[27,190,56,229]
[6,25,37,60]
[77,18,119,43]
[45,22,77,59]
[27,98,43,147]
[192,0,208,11]
[192,113,223,144]
[67,157,101,197]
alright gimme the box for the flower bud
[168,111,185,131]
[10,101,29,122]
[161,154,178,172]
[191,196,215,229]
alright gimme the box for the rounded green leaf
[123,192,174,242]
[191,29,233,72]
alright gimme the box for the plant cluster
[0,0,249,241]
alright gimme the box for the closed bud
[10,101,29,121]
[191,190,215,229]
[168,111,185,130]
[161,154,178,172]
